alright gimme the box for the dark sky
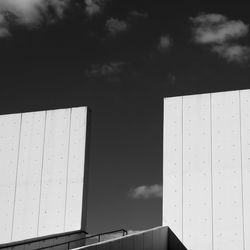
[0,1,250,234]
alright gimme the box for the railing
[0,230,88,249]
[36,229,128,249]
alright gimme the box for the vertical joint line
[11,113,23,240]
[63,108,72,231]
[239,91,246,250]
[210,94,214,250]
[162,100,165,224]
[81,109,88,228]
[181,96,184,242]
[37,111,47,236]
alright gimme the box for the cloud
[212,44,250,63]
[128,10,148,19]
[0,13,10,37]
[105,17,128,36]
[85,0,107,17]
[158,35,172,52]
[86,61,126,77]
[129,184,162,199]
[89,230,141,242]
[190,13,250,63]
[167,73,176,85]
[0,0,70,37]
[191,13,249,44]
[99,232,126,241]
[128,230,142,235]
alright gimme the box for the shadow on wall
[79,226,187,250]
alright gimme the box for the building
[75,226,187,250]
[0,107,90,249]
[163,89,250,250]
[1,89,249,250]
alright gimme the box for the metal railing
[36,229,128,249]
[0,230,88,249]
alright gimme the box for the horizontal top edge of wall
[0,106,89,117]
[163,88,250,100]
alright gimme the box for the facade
[4,90,250,249]
[163,89,250,250]
[0,107,89,248]
[77,226,187,250]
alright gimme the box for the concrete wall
[163,89,250,250]
[0,107,88,245]
[0,230,87,250]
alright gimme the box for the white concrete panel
[211,91,244,250]
[239,89,250,250]
[0,114,21,244]
[12,111,46,241]
[182,94,212,250]
[0,106,88,244]
[65,107,87,231]
[38,109,71,236]
[163,97,183,240]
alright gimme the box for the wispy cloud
[129,184,162,199]
[128,10,148,20]
[98,232,125,241]
[190,13,250,63]
[158,35,172,52]
[0,13,10,38]
[105,17,128,36]
[167,73,176,85]
[85,0,108,17]
[212,44,250,63]
[0,0,70,37]
[90,230,141,242]
[86,61,126,77]
[191,13,248,44]
[128,230,142,235]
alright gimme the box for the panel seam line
[10,113,23,240]
[80,110,88,229]
[63,108,72,231]
[239,91,246,250]
[210,93,214,250]
[37,111,47,236]
[181,96,184,242]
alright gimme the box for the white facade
[0,107,88,244]
[163,90,250,250]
